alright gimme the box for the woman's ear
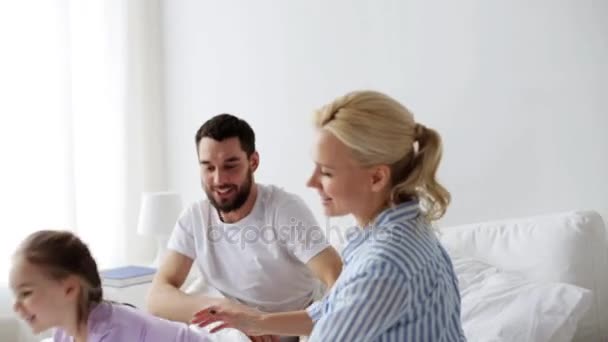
[370,165,391,193]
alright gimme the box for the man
[147,114,342,341]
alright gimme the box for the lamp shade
[137,192,183,237]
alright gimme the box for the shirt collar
[373,199,420,227]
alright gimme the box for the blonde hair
[313,90,451,221]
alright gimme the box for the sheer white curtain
[0,0,77,285]
[0,1,165,339]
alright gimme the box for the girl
[9,230,210,342]
[192,90,466,341]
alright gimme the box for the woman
[192,90,465,341]
[9,230,210,342]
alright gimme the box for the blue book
[100,265,156,288]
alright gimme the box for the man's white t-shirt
[167,184,330,313]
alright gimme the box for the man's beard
[205,170,253,213]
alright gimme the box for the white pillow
[454,256,592,342]
[439,211,608,341]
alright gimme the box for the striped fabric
[307,201,466,341]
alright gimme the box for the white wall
[161,0,608,227]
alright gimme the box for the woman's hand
[191,299,268,336]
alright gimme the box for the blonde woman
[192,90,465,341]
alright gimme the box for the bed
[438,210,607,341]
[39,210,607,342]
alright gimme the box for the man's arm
[306,246,342,289]
[146,251,219,323]
[275,195,343,289]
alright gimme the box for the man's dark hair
[195,114,256,157]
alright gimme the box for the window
[0,1,74,283]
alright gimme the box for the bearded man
[147,114,342,342]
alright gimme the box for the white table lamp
[137,192,182,267]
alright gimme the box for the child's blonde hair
[313,90,451,221]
